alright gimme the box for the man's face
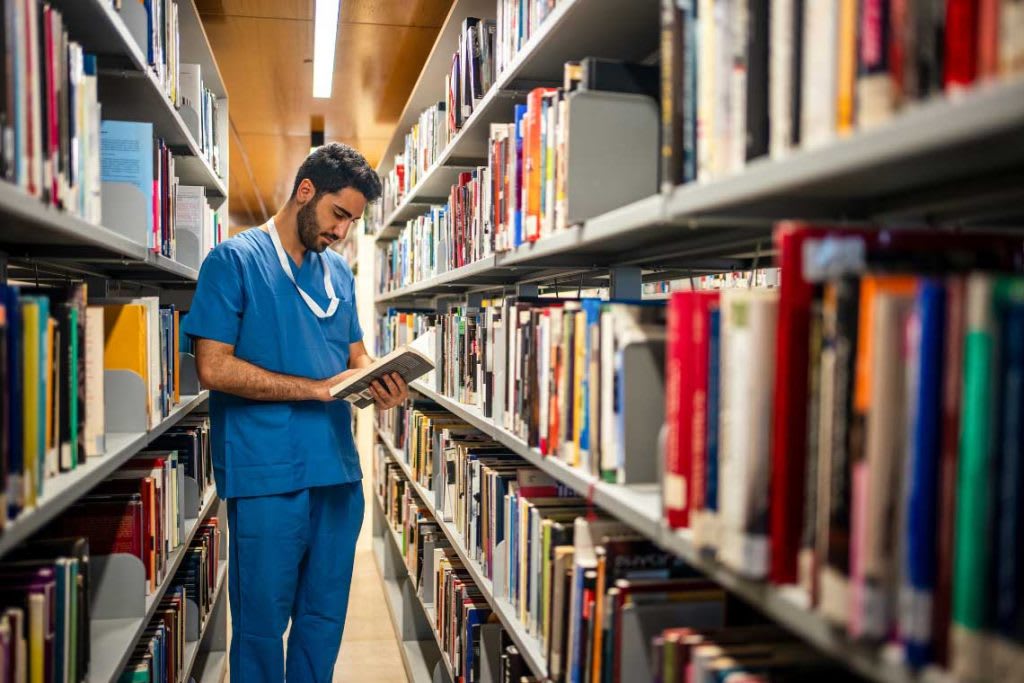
[296,186,368,253]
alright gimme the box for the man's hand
[315,368,363,402]
[369,372,409,410]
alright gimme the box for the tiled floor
[223,468,407,682]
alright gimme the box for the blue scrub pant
[227,481,364,682]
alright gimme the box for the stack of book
[101,121,223,261]
[0,536,91,683]
[662,223,1024,677]
[376,455,533,683]
[1,284,103,525]
[152,416,214,516]
[121,585,187,683]
[660,0,1024,187]
[649,624,865,682]
[53,447,193,594]
[119,516,221,683]
[495,0,568,77]
[447,18,497,133]
[1,284,196,529]
[179,63,223,177]
[0,1,104,223]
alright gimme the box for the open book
[330,343,434,408]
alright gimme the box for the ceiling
[196,0,454,229]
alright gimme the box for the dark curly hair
[290,142,382,203]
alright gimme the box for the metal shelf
[0,180,205,283]
[373,494,457,683]
[397,385,957,683]
[376,428,548,680]
[0,392,210,558]
[89,489,221,683]
[194,649,227,683]
[51,0,227,198]
[375,256,507,303]
[372,531,447,683]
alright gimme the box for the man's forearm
[349,352,374,370]
[202,353,320,401]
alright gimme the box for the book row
[494,0,567,79]
[376,222,1024,678]
[660,0,1024,187]
[122,0,223,177]
[375,16,497,224]
[0,418,213,683]
[375,414,866,683]
[378,462,532,683]
[0,283,207,528]
[101,119,226,266]
[119,516,221,683]
[0,0,104,223]
[376,56,659,293]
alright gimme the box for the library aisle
[4,1,1024,683]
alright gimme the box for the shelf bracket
[608,267,642,300]
[515,283,539,298]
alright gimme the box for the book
[330,344,434,408]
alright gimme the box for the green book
[951,274,1022,676]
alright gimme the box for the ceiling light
[312,0,340,98]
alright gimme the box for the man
[183,143,408,682]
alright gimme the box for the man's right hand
[315,369,362,402]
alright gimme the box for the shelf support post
[608,267,642,300]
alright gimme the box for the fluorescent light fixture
[312,0,340,99]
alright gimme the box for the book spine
[801,0,838,147]
[770,0,794,157]
[835,0,859,135]
[683,0,698,182]
[689,295,712,540]
[1002,0,1024,76]
[703,304,722,548]
[932,276,965,667]
[976,0,1000,80]
[857,0,896,129]
[820,277,859,625]
[901,281,946,667]
[745,0,769,162]
[951,274,995,680]
[799,297,824,600]
[944,0,979,90]
[660,0,685,191]
[664,293,690,528]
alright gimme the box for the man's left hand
[369,372,409,410]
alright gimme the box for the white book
[728,0,750,175]
[697,0,717,182]
[599,306,617,480]
[538,311,550,451]
[83,306,106,457]
[718,288,778,579]
[769,0,795,157]
[801,0,839,148]
[711,0,734,178]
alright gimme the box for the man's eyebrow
[332,204,358,219]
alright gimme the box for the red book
[944,0,979,90]
[665,291,718,529]
[768,223,874,584]
[57,498,145,562]
[932,275,965,667]
[976,0,1000,79]
[43,7,58,205]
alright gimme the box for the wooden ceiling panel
[199,0,452,228]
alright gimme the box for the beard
[296,198,333,253]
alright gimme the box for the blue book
[100,120,155,243]
[53,560,67,681]
[995,298,1024,644]
[682,0,698,181]
[903,280,946,667]
[513,104,528,247]
[705,306,721,514]
[578,299,601,458]
[463,605,489,678]
[3,286,23,519]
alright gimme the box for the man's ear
[295,178,317,204]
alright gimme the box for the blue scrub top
[182,227,363,499]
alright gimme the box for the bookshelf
[0,1,230,682]
[372,495,449,683]
[364,0,1024,681]
[0,391,210,557]
[88,491,221,683]
[375,426,549,680]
